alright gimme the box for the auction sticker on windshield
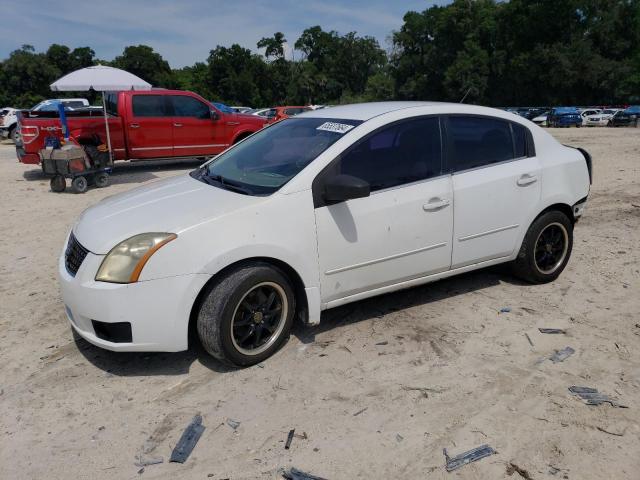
[316,122,355,134]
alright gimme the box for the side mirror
[210,110,219,121]
[324,174,370,203]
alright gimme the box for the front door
[127,94,173,159]
[170,95,228,157]
[446,116,542,268]
[314,116,453,303]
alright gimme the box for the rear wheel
[512,210,573,284]
[9,126,17,142]
[197,263,295,366]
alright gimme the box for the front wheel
[71,176,88,194]
[197,263,296,366]
[512,210,573,283]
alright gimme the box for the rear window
[105,93,118,117]
[132,95,168,117]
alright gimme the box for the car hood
[74,174,264,254]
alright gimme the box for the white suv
[60,102,592,366]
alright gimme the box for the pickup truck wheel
[197,263,295,367]
[9,126,17,142]
[50,175,66,193]
[71,176,88,194]
[512,210,573,284]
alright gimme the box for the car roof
[298,101,525,122]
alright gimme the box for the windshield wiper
[204,173,254,195]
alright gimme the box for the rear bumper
[58,246,211,352]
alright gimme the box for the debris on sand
[169,415,205,463]
[538,328,566,334]
[281,467,329,480]
[569,386,628,408]
[499,307,512,314]
[549,346,575,363]
[506,462,534,479]
[353,407,368,416]
[285,429,295,449]
[226,418,241,430]
[443,444,496,471]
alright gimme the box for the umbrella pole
[102,92,113,164]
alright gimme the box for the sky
[0,0,448,68]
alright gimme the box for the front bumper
[58,246,210,352]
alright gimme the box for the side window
[132,95,168,117]
[337,117,442,192]
[512,123,527,158]
[171,96,210,119]
[448,116,514,171]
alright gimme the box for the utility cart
[40,143,112,193]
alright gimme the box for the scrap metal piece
[281,467,328,480]
[539,328,566,334]
[285,429,295,449]
[569,386,628,408]
[549,346,575,363]
[443,444,496,472]
[169,415,205,463]
[226,418,241,430]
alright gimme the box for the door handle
[423,198,450,211]
[129,123,140,129]
[517,174,538,186]
[173,123,183,127]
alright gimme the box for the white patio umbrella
[50,65,152,161]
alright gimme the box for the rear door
[446,116,541,268]
[170,95,228,156]
[127,94,173,159]
[314,116,453,302]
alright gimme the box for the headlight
[95,233,177,283]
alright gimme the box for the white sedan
[60,102,592,366]
[583,109,621,126]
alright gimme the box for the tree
[257,32,287,61]
[113,45,174,87]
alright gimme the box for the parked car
[16,90,266,165]
[30,98,89,113]
[59,102,592,366]
[583,108,621,127]
[269,106,314,123]
[0,107,19,141]
[251,108,273,118]
[607,108,638,127]
[579,108,601,125]
[531,110,550,125]
[547,107,583,127]
[523,108,548,121]
[231,106,253,114]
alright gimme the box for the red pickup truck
[16,90,266,164]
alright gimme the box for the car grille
[65,233,89,276]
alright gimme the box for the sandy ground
[0,127,639,480]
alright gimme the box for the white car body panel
[60,102,591,352]
[584,109,620,126]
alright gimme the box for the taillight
[20,125,39,144]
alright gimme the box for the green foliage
[2,2,639,109]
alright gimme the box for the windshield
[211,102,235,114]
[192,117,362,195]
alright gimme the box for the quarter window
[171,96,210,119]
[336,117,442,192]
[132,95,168,117]
[448,116,514,171]
[512,123,527,158]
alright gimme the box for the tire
[71,176,88,194]
[197,262,296,366]
[94,172,109,188]
[50,175,66,193]
[512,210,573,284]
[9,126,17,143]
